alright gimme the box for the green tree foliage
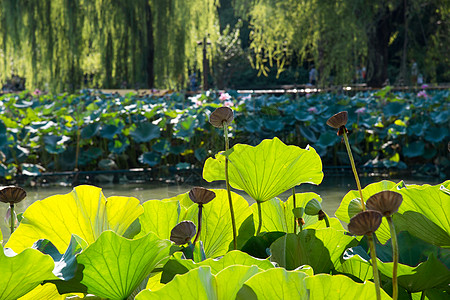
[0,0,220,91]
[234,0,449,87]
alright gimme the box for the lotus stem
[367,234,382,300]
[292,187,297,233]
[323,214,330,228]
[420,291,425,300]
[10,203,15,234]
[342,130,366,210]
[193,204,203,245]
[256,201,263,235]
[223,120,237,250]
[387,216,399,300]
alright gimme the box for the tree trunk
[145,1,154,88]
[366,12,391,88]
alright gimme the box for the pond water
[0,174,443,241]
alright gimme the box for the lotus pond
[1,131,449,299]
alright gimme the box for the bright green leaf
[77,231,172,300]
[236,268,309,300]
[137,265,261,300]
[305,274,391,299]
[6,185,143,253]
[203,137,323,202]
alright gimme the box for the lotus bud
[209,107,234,128]
[348,210,383,236]
[348,198,364,218]
[304,198,322,216]
[189,187,216,205]
[170,221,197,245]
[326,111,348,136]
[0,186,27,204]
[366,191,403,217]
[292,207,304,219]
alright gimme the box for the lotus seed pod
[366,191,403,217]
[170,221,197,245]
[326,111,348,129]
[189,187,216,205]
[292,207,304,219]
[304,198,322,216]
[209,107,234,128]
[348,198,364,218]
[0,186,27,204]
[348,210,383,236]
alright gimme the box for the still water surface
[0,175,442,241]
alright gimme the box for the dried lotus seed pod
[189,187,216,205]
[209,107,234,128]
[0,186,27,204]
[348,210,383,236]
[326,111,348,129]
[366,191,403,217]
[170,221,196,245]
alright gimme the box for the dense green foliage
[0,0,219,90]
[1,0,448,90]
[0,88,448,181]
[0,151,449,298]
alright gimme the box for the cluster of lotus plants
[0,107,449,300]
[0,87,448,180]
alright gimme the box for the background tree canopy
[0,0,448,91]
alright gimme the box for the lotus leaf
[403,141,425,157]
[136,200,187,240]
[305,274,391,299]
[335,180,397,224]
[185,189,252,258]
[316,132,340,148]
[270,228,358,273]
[203,137,323,202]
[0,236,57,300]
[137,265,261,300]
[424,126,449,143]
[6,185,143,253]
[80,122,100,139]
[129,122,161,143]
[161,250,274,284]
[249,194,327,233]
[337,246,373,282]
[376,181,450,246]
[377,254,450,293]
[75,231,172,299]
[236,268,309,300]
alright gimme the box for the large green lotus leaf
[305,274,391,299]
[137,265,261,300]
[161,192,195,210]
[236,268,308,300]
[249,193,324,233]
[335,180,397,223]
[185,189,252,258]
[129,122,161,143]
[136,200,186,240]
[6,185,143,253]
[161,250,274,284]
[377,254,450,293]
[270,228,358,273]
[18,283,66,300]
[77,231,172,300]
[336,247,373,282]
[0,240,57,300]
[376,181,450,246]
[403,141,425,158]
[203,137,323,202]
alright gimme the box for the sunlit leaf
[0,237,57,300]
[137,265,261,300]
[185,189,252,258]
[305,274,391,299]
[77,231,172,299]
[6,185,143,253]
[236,268,309,300]
[203,137,323,202]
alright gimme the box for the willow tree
[234,0,449,87]
[0,0,219,91]
[234,0,366,86]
